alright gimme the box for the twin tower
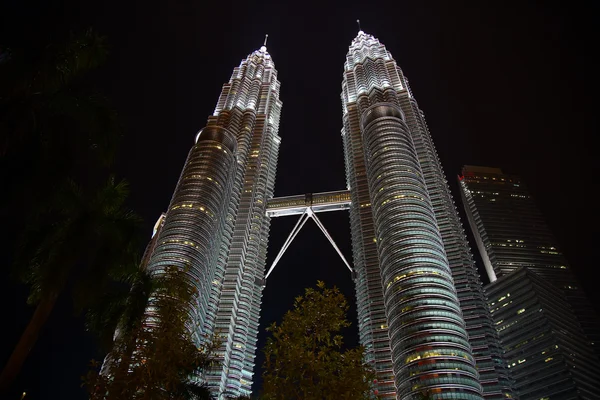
[143,32,514,399]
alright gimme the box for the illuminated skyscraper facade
[131,34,523,400]
[340,31,511,399]
[207,45,281,398]
[143,44,282,399]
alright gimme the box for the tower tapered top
[345,30,391,72]
[350,29,379,49]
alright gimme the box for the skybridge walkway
[263,189,354,281]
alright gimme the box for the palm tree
[85,266,155,387]
[0,176,141,392]
[0,29,122,256]
[85,267,155,352]
[0,28,118,164]
[176,381,216,400]
[85,267,222,400]
[0,28,136,392]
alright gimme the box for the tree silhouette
[0,28,138,393]
[261,281,376,400]
[0,177,141,391]
[86,266,221,400]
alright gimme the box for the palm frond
[177,381,215,400]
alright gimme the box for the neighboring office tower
[458,165,599,358]
[485,268,600,399]
[341,30,511,399]
[144,44,282,399]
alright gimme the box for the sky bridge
[265,189,351,218]
[263,189,354,281]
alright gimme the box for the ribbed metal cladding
[397,98,514,400]
[128,45,281,399]
[360,103,482,399]
[202,46,282,398]
[145,126,237,341]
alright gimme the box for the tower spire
[260,34,269,53]
[357,19,362,32]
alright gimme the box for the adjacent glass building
[486,268,599,399]
[459,166,599,357]
[340,31,511,399]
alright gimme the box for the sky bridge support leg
[264,210,311,280]
[308,209,354,275]
[264,207,355,282]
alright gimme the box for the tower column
[145,126,238,342]
[361,103,482,399]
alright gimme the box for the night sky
[1,1,598,398]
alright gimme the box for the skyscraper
[143,43,282,399]
[459,165,600,398]
[130,33,517,400]
[205,43,282,399]
[485,268,599,399]
[340,31,511,399]
[459,165,599,357]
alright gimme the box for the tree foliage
[261,281,376,400]
[0,28,118,165]
[14,176,141,305]
[86,266,221,400]
[0,28,140,394]
[0,176,141,392]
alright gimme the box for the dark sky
[2,0,598,398]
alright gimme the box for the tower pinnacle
[356,19,362,33]
[260,34,268,52]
